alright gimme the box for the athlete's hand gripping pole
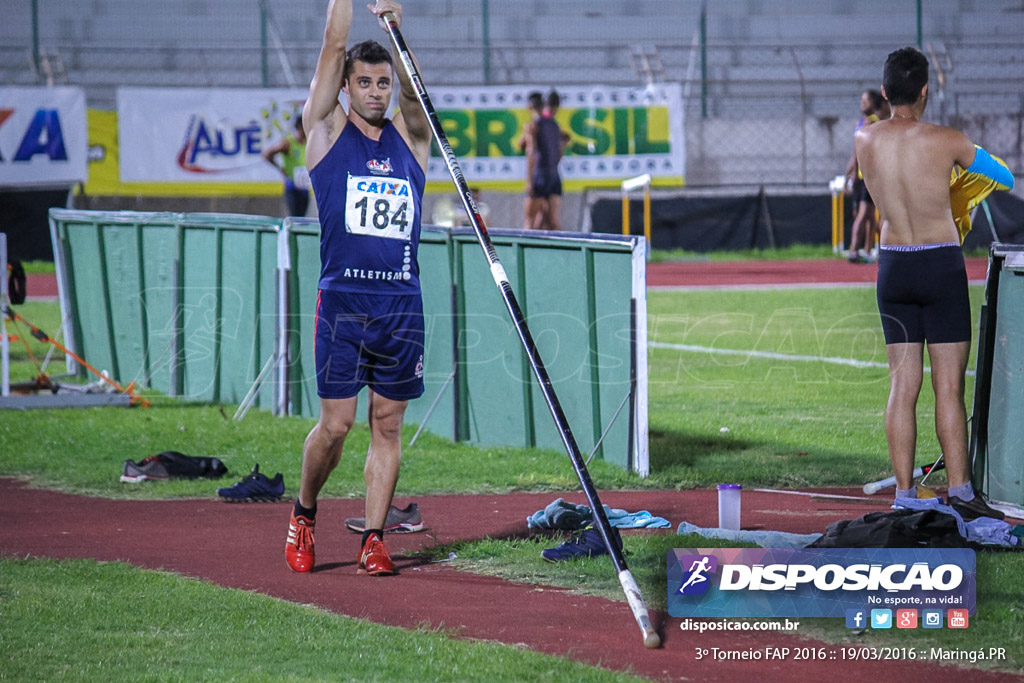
[379,11,660,649]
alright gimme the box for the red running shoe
[285,513,316,573]
[358,533,396,576]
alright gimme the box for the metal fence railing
[4,39,1022,101]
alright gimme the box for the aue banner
[668,548,976,618]
[118,87,309,183]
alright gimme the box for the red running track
[2,479,1021,682]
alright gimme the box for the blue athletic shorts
[876,244,971,345]
[314,289,425,401]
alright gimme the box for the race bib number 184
[345,174,415,241]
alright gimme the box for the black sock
[294,500,317,520]
[362,529,383,546]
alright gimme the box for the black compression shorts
[852,178,873,208]
[876,244,971,345]
[530,168,562,198]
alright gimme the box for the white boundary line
[649,340,976,376]
[649,278,986,292]
[650,281,874,292]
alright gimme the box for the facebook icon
[845,609,866,629]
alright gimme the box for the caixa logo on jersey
[667,548,976,618]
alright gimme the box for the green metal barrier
[50,210,649,473]
[971,244,1024,512]
[450,230,640,466]
[282,223,646,471]
[50,209,282,410]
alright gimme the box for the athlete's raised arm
[303,0,352,167]
[368,0,432,170]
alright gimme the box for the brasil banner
[424,84,684,187]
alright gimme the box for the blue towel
[892,497,1019,548]
[526,498,592,530]
[676,521,822,548]
[527,498,672,530]
[607,508,673,529]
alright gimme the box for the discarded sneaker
[120,456,171,483]
[216,464,285,503]
[358,532,396,576]
[345,503,424,534]
[121,452,227,482]
[541,527,622,562]
[948,491,1005,522]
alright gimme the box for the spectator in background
[534,90,570,230]
[430,195,456,227]
[865,96,891,253]
[521,90,569,230]
[520,91,545,229]
[844,89,884,262]
[261,114,310,217]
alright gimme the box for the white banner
[117,84,685,185]
[118,87,308,182]
[0,87,87,188]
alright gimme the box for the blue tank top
[310,120,424,294]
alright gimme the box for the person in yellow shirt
[261,115,310,217]
[949,145,1013,243]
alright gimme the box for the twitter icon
[871,609,892,629]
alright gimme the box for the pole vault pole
[380,12,660,649]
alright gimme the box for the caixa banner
[0,86,87,187]
[668,548,976,618]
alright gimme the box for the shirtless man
[855,47,1013,521]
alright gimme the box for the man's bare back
[858,46,1012,522]
[855,116,976,246]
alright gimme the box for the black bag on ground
[154,451,228,479]
[807,508,970,548]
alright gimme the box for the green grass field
[0,557,641,682]
[3,283,1022,678]
[3,287,987,495]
